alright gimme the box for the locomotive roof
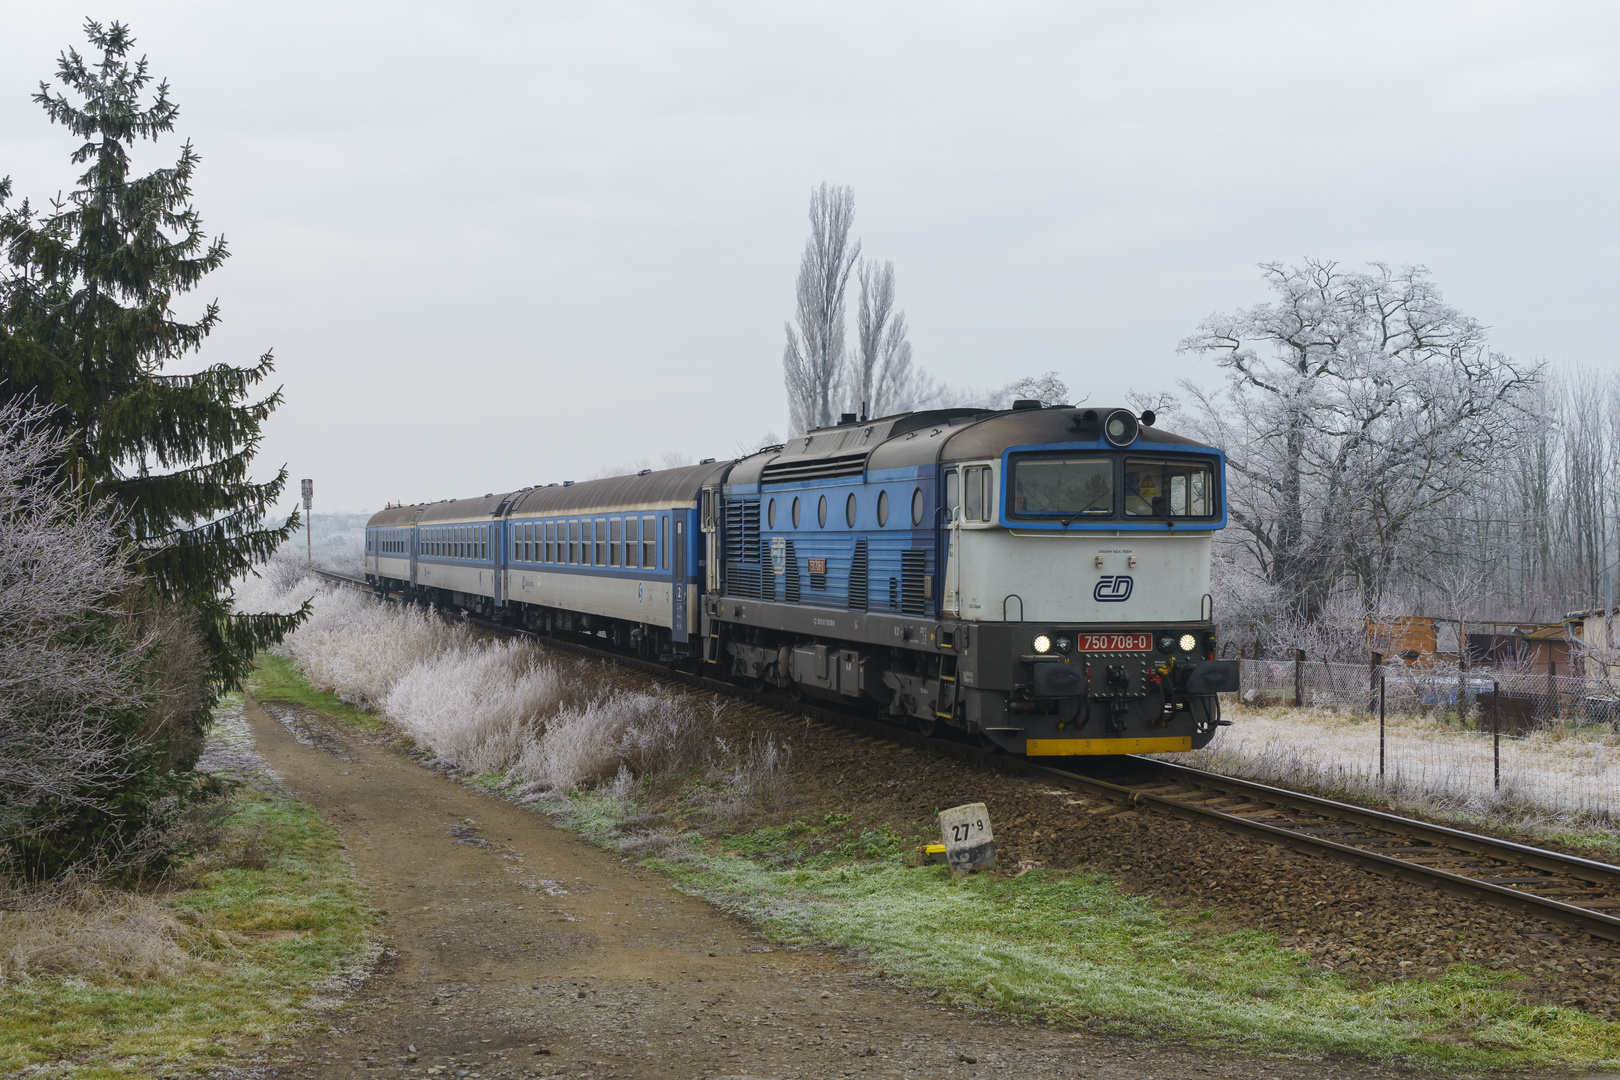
[940,406,1211,461]
[727,405,1215,489]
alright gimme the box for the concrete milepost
[938,802,996,875]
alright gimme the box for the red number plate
[1077,633,1151,651]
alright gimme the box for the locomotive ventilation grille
[724,499,763,599]
[901,550,927,615]
[758,452,868,485]
[848,538,868,610]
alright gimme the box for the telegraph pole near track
[302,478,313,568]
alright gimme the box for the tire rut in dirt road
[241,694,1408,1079]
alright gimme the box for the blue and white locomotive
[365,402,1238,756]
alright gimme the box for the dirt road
[244,694,1405,1079]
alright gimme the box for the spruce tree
[0,21,306,714]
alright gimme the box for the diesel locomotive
[364,402,1238,756]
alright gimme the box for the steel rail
[310,569,1620,941]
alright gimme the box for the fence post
[1294,649,1305,708]
[1458,654,1468,727]
[1379,673,1386,781]
[1369,650,1383,716]
[1493,678,1500,791]
[1548,657,1558,721]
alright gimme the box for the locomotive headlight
[1033,634,1052,654]
[1178,633,1198,652]
[1103,408,1140,447]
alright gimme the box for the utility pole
[302,478,313,569]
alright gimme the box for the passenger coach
[364,401,1237,757]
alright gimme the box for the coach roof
[505,461,729,516]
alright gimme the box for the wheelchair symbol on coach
[1094,575,1133,602]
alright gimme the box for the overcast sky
[3,2,1617,516]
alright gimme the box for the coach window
[566,520,577,564]
[609,518,622,567]
[538,522,548,563]
[767,498,776,529]
[520,523,529,562]
[877,490,889,528]
[625,517,639,568]
[660,514,669,570]
[642,516,655,568]
[845,492,857,528]
[791,496,801,528]
[595,519,607,566]
[817,494,828,528]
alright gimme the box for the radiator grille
[901,550,927,615]
[848,538,868,610]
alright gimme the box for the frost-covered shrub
[384,644,584,774]
[233,569,776,808]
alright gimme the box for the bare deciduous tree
[852,258,939,417]
[782,184,860,435]
[0,396,147,867]
[1179,259,1539,623]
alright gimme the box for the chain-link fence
[1232,658,1620,733]
[1207,659,1620,826]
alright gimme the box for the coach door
[491,519,504,608]
[671,514,689,643]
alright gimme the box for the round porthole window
[767,498,776,529]
[792,496,801,528]
[817,494,828,528]
[877,490,889,527]
[911,487,924,526]
[845,492,857,528]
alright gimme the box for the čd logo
[1094,575,1133,602]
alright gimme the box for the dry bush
[512,690,718,793]
[384,644,593,773]
[0,877,200,985]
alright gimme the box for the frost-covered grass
[1172,704,1620,844]
[0,708,375,1077]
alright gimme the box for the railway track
[312,569,1620,943]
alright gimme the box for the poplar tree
[0,21,305,706]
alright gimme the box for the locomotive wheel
[913,713,940,738]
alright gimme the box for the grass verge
[272,650,1620,1072]
[0,696,375,1078]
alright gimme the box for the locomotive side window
[1124,458,1217,519]
[1009,456,1112,518]
[912,487,924,526]
[767,498,776,529]
[845,492,857,528]
[964,466,987,521]
[944,469,960,522]
[609,518,622,567]
[817,494,828,528]
[877,490,889,527]
[791,496,801,528]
